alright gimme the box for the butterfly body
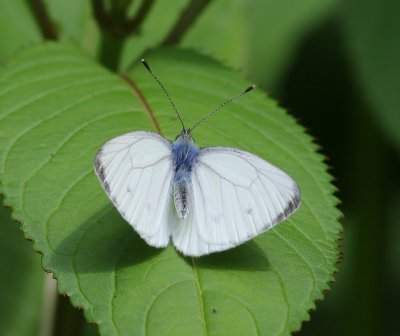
[94,130,301,256]
[171,130,199,219]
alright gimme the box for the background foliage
[0,0,398,335]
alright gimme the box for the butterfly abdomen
[171,133,200,219]
[173,176,191,219]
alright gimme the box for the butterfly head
[175,129,195,144]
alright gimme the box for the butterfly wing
[172,147,301,256]
[94,131,173,248]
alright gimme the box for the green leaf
[342,0,400,150]
[0,42,341,335]
[0,198,44,336]
[0,0,42,62]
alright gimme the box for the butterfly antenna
[189,85,255,133]
[141,59,186,130]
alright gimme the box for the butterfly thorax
[171,131,199,219]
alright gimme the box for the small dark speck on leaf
[212,308,217,315]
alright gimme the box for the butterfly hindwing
[94,131,173,247]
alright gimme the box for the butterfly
[94,60,301,257]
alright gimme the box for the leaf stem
[162,0,212,46]
[125,0,156,34]
[98,33,125,72]
[27,0,58,40]
[92,0,156,71]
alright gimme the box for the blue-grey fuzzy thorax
[172,138,200,182]
[171,131,199,219]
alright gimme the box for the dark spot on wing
[94,158,101,176]
[94,152,111,194]
[273,185,301,225]
[94,152,104,178]
[275,212,285,223]
[104,181,111,193]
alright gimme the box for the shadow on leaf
[195,241,270,272]
[51,206,162,274]
[52,204,270,274]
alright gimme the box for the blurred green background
[0,0,399,335]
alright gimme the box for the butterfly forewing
[94,131,174,247]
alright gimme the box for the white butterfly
[94,60,301,257]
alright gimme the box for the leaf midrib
[191,258,208,336]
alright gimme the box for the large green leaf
[0,199,44,335]
[342,0,400,150]
[0,43,341,335]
